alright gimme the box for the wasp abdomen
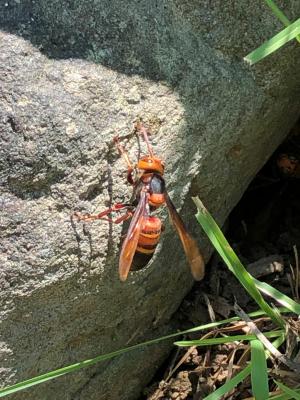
[137,216,161,255]
[133,216,161,270]
[132,216,162,269]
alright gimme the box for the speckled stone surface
[0,1,300,399]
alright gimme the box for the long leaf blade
[254,279,300,315]
[269,388,300,400]
[175,330,283,347]
[0,309,280,398]
[251,339,269,400]
[192,196,284,327]
[244,18,300,65]
[274,380,300,400]
[265,0,292,26]
[203,334,285,400]
[204,365,252,400]
[264,0,300,43]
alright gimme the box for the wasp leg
[113,136,135,184]
[99,210,133,224]
[113,136,133,169]
[74,203,133,223]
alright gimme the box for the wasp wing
[119,191,148,281]
[165,192,205,281]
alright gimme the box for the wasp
[75,123,205,281]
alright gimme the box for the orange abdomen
[136,216,162,255]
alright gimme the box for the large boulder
[1,1,300,399]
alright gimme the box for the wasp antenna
[136,123,154,157]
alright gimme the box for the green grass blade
[0,307,291,397]
[265,0,300,43]
[265,0,291,26]
[175,330,283,347]
[203,335,285,400]
[274,380,300,400]
[269,388,300,400]
[251,339,269,400]
[244,18,300,65]
[254,279,300,315]
[0,309,280,398]
[0,345,149,397]
[192,197,284,327]
[204,364,252,400]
